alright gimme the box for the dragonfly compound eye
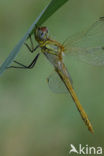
[36,27,49,41]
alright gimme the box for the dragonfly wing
[65,17,104,66]
[69,47,104,66]
[47,71,71,93]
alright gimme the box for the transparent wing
[47,71,68,93]
[64,17,104,65]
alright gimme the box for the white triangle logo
[69,144,78,154]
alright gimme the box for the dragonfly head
[35,26,49,41]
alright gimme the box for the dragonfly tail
[67,82,94,133]
[66,80,94,133]
[56,67,94,133]
[73,96,94,133]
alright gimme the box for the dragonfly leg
[7,53,40,69]
[24,34,39,53]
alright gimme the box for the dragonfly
[8,17,104,133]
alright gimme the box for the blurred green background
[0,0,104,155]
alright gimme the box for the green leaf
[0,0,69,76]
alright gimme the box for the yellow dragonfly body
[35,26,94,133]
[10,17,104,133]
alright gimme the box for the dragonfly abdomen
[55,64,94,133]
